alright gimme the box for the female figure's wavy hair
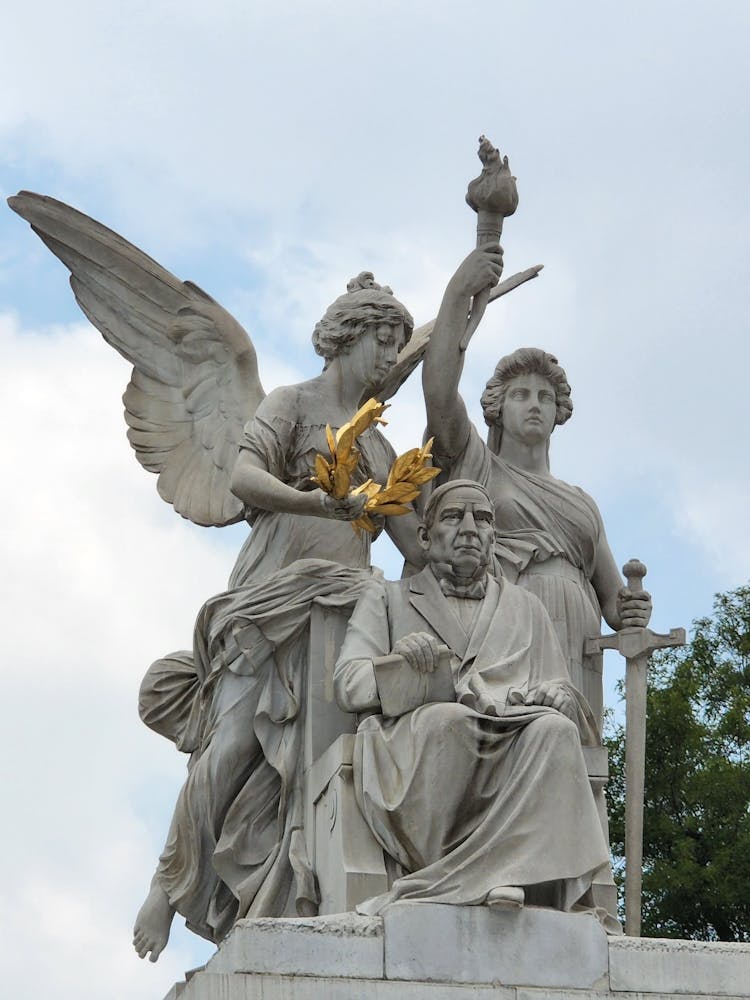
[480,347,573,454]
[312,272,414,364]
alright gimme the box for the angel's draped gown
[138,391,395,942]
[437,425,606,728]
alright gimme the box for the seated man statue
[333,479,612,920]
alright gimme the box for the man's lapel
[463,574,502,665]
[408,568,469,659]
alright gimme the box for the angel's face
[344,321,406,389]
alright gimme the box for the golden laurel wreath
[311,398,441,533]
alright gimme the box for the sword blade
[625,650,648,936]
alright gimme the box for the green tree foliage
[604,584,750,940]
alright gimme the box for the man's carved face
[421,486,495,579]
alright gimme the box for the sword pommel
[623,558,647,594]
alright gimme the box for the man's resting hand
[525,681,577,722]
[392,632,442,675]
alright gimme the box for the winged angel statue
[9,191,533,961]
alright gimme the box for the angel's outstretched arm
[230,452,366,522]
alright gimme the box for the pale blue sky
[1,3,748,996]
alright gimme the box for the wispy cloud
[1,3,749,994]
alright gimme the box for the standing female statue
[422,246,652,727]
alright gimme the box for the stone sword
[585,559,686,936]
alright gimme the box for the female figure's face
[500,373,557,446]
[341,321,406,390]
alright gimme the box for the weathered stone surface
[382,903,609,989]
[205,912,384,980]
[166,915,750,999]
[170,972,750,1000]
[176,973,512,1000]
[518,993,750,1000]
[609,935,750,996]
[308,738,390,915]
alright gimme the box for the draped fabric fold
[139,559,373,942]
[137,396,396,943]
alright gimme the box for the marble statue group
[8,138,652,964]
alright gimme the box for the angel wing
[8,191,265,527]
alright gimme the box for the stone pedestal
[164,905,750,1000]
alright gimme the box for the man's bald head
[422,480,495,531]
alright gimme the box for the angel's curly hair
[481,348,573,447]
[312,272,414,364]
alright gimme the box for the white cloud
[0,313,255,995]
[671,472,750,582]
[1,5,749,994]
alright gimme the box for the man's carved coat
[334,568,609,914]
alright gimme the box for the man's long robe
[333,568,609,915]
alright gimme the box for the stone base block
[170,973,514,999]
[207,912,383,979]
[609,935,750,996]
[166,904,750,1000]
[383,903,608,989]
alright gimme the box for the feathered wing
[8,191,265,527]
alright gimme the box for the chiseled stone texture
[165,909,750,1000]
[609,935,750,996]
[383,903,609,989]
[206,912,384,979]
[176,973,512,999]
[171,977,750,1000]
[517,993,750,1000]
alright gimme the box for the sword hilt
[623,558,647,595]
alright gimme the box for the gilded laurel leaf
[341,449,361,474]
[410,466,441,485]
[325,424,336,456]
[313,399,438,531]
[421,436,435,458]
[352,513,377,534]
[350,398,389,438]
[378,482,421,503]
[332,465,351,499]
[387,448,419,486]
[314,454,333,491]
[367,502,411,516]
[336,424,357,458]
[352,479,382,500]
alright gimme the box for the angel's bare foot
[133,880,175,962]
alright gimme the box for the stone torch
[460,135,519,351]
